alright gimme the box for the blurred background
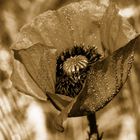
[0,0,140,140]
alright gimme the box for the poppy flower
[10,0,139,132]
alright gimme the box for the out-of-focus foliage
[0,0,140,140]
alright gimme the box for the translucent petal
[13,43,57,94]
[11,59,47,101]
[69,35,140,117]
[11,1,106,54]
[100,2,137,56]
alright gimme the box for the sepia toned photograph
[0,0,140,140]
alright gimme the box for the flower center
[55,46,101,97]
[63,55,88,75]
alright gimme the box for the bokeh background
[0,0,140,140]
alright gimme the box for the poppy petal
[11,59,47,101]
[47,92,72,110]
[54,95,79,132]
[69,35,140,116]
[57,1,106,54]
[100,2,137,55]
[11,10,72,53]
[11,1,106,54]
[13,43,57,94]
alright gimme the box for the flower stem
[87,113,103,140]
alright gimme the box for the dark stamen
[55,45,101,97]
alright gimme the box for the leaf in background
[100,2,137,55]
[54,35,139,131]
[0,47,13,89]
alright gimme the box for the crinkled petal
[11,1,106,54]
[11,0,107,100]
[100,2,137,56]
[11,59,47,101]
[69,35,140,116]
[13,43,57,94]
